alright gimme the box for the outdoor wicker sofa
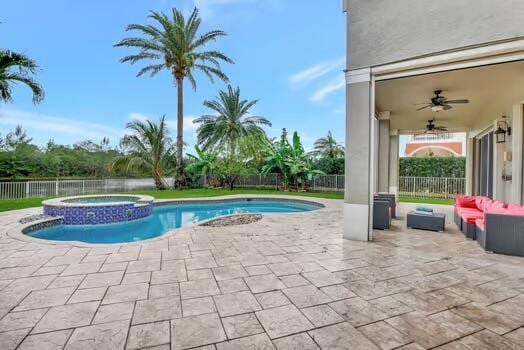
[454,196,524,256]
[454,195,505,239]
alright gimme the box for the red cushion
[461,210,484,224]
[504,206,524,216]
[475,218,485,231]
[456,207,482,216]
[485,207,509,215]
[475,196,490,211]
[482,199,506,212]
[455,196,477,209]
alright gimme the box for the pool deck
[0,195,523,349]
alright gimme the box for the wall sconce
[494,116,511,144]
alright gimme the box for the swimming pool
[27,199,322,244]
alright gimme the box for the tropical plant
[194,85,271,154]
[311,131,344,159]
[114,7,233,187]
[0,50,44,105]
[238,133,271,170]
[113,116,175,189]
[216,155,251,190]
[186,146,219,187]
[262,129,324,191]
[314,157,344,175]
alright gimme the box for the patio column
[465,135,474,196]
[512,104,524,204]
[389,130,399,199]
[377,113,390,193]
[344,68,373,241]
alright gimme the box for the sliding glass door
[479,132,494,198]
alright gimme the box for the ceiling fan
[416,90,469,112]
[416,119,448,135]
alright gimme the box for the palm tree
[194,85,271,154]
[186,146,219,187]
[311,131,344,159]
[114,7,233,187]
[0,50,44,105]
[113,116,174,190]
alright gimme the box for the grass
[0,188,344,212]
[0,189,456,212]
[399,197,454,205]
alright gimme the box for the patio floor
[0,196,524,349]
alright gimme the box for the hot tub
[43,194,154,225]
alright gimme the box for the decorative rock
[200,214,262,227]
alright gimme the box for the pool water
[29,200,320,244]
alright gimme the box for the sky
[0,0,346,152]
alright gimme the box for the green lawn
[399,197,454,205]
[0,188,344,212]
[0,190,457,212]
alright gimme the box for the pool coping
[7,195,331,248]
[42,194,155,208]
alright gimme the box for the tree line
[1,6,344,188]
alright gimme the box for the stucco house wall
[344,0,524,69]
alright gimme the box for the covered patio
[1,197,524,349]
[344,43,524,242]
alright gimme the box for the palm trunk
[153,166,167,190]
[175,77,186,189]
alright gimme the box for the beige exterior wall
[345,0,524,69]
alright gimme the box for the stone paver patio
[1,196,524,349]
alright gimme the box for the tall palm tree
[311,131,345,159]
[194,85,271,154]
[113,115,174,190]
[114,7,233,187]
[0,50,44,105]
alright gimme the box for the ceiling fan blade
[445,99,469,104]
[435,127,447,131]
[442,104,453,110]
[416,105,431,111]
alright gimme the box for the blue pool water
[29,200,321,244]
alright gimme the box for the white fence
[399,176,465,199]
[0,175,464,200]
[0,178,175,200]
[311,175,344,192]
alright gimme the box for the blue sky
[0,0,346,152]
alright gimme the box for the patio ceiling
[375,60,524,133]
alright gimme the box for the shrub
[399,157,465,178]
[314,157,344,175]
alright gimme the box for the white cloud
[289,57,345,87]
[309,76,345,103]
[0,109,123,145]
[128,112,150,122]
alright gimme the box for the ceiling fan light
[431,105,444,112]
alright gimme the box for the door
[479,132,494,198]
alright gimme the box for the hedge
[314,158,344,175]
[399,157,465,178]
